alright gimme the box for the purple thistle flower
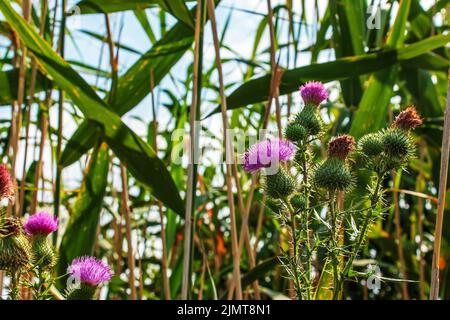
[0,164,15,201]
[242,138,295,173]
[299,81,328,106]
[68,256,112,286]
[24,212,58,236]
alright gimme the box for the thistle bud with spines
[313,135,355,192]
[265,167,296,199]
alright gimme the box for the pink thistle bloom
[0,164,15,202]
[68,256,112,286]
[299,81,328,106]
[242,138,295,173]
[24,212,58,236]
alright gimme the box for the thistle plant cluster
[0,164,112,300]
[242,82,422,300]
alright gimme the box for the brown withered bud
[328,135,356,159]
[393,106,423,130]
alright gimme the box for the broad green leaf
[61,2,219,167]
[57,145,109,282]
[73,0,195,19]
[78,29,143,55]
[20,161,37,217]
[155,0,194,29]
[68,59,110,78]
[0,0,185,216]
[205,34,449,116]
[0,69,48,106]
[133,10,157,44]
[311,7,330,63]
[329,0,365,106]
[401,52,449,72]
[350,0,412,138]
[73,0,157,14]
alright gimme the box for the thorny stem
[328,191,340,300]
[8,272,21,300]
[336,173,384,296]
[284,199,302,300]
[32,266,50,300]
[300,142,312,299]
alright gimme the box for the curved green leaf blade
[205,34,449,116]
[0,0,185,216]
[57,145,109,283]
[61,2,219,167]
[350,0,411,138]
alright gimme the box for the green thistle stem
[328,191,341,300]
[300,144,313,300]
[336,173,384,296]
[9,272,21,300]
[284,198,302,300]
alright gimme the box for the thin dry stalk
[430,70,450,300]
[198,254,207,300]
[10,0,32,217]
[19,0,48,215]
[228,67,284,299]
[29,102,50,215]
[231,164,260,299]
[253,197,266,257]
[266,0,282,137]
[120,164,137,300]
[417,142,426,300]
[182,0,203,300]
[393,171,409,300]
[207,0,243,300]
[54,0,68,239]
[150,70,171,300]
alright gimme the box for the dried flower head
[299,81,328,106]
[24,212,58,237]
[328,135,355,159]
[68,256,112,286]
[393,106,423,130]
[0,164,15,202]
[242,139,295,173]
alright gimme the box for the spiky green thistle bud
[313,157,353,191]
[0,218,31,273]
[284,122,307,142]
[381,128,413,158]
[358,133,384,157]
[66,283,97,300]
[290,194,307,211]
[31,235,57,269]
[294,105,323,136]
[265,167,296,199]
[265,198,284,215]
